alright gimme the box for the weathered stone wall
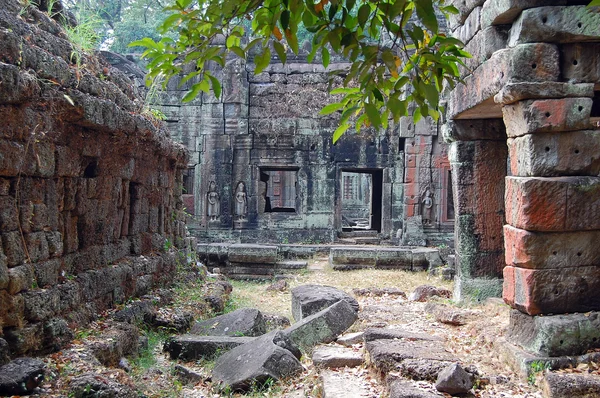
[446,0,600,356]
[0,0,188,356]
[156,52,454,245]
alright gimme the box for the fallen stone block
[284,300,358,352]
[312,345,363,368]
[164,335,255,360]
[509,6,600,46]
[69,373,137,398]
[190,308,266,337]
[507,310,600,357]
[364,328,442,343]
[503,265,600,316]
[543,371,600,397]
[320,369,373,397]
[425,303,470,326]
[336,331,364,346]
[387,375,444,398]
[0,357,45,396]
[409,285,452,302]
[435,363,473,395]
[87,322,139,367]
[212,331,303,392]
[291,284,359,321]
[366,339,457,374]
[502,98,593,138]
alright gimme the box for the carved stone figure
[234,181,248,221]
[207,181,220,221]
[421,188,434,226]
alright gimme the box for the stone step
[320,370,373,398]
[353,237,381,245]
[276,260,308,270]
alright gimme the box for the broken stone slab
[494,82,595,105]
[87,322,139,367]
[0,357,45,396]
[164,335,255,360]
[366,339,457,374]
[212,331,303,392]
[69,373,137,398]
[190,308,266,337]
[507,309,600,357]
[284,300,358,352]
[509,6,600,47]
[312,345,363,368]
[291,284,359,321]
[387,375,444,398]
[409,285,452,302]
[320,369,373,398]
[542,371,600,397]
[364,327,442,343]
[508,130,600,177]
[435,363,473,395]
[336,331,364,346]
[425,303,470,326]
[502,98,593,138]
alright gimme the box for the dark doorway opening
[259,168,298,213]
[340,169,383,232]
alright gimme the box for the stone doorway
[339,169,383,233]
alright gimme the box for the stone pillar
[445,120,507,302]
[501,94,600,356]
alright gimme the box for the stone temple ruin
[1,0,600,395]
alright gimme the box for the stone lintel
[448,43,560,120]
[504,225,600,270]
[480,0,570,29]
[505,176,600,232]
[509,6,600,47]
[503,264,600,315]
[494,82,594,105]
[442,119,506,143]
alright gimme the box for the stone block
[461,25,509,75]
[448,0,485,30]
[23,288,60,322]
[329,247,377,266]
[561,43,600,84]
[452,6,481,45]
[291,284,359,321]
[25,231,49,263]
[480,0,569,28]
[502,98,593,138]
[0,253,7,290]
[190,308,266,337]
[507,310,600,356]
[227,244,278,264]
[504,225,600,270]
[0,196,18,231]
[442,119,506,143]
[164,335,256,360]
[33,258,61,288]
[509,6,600,46]
[543,372,600,397]
[505,176,600,231]
[503,265,600,315]
[494,82,595,105]
[448,43,559,119]
[7,264,32,295]
[312,345,363,368]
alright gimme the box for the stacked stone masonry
[151,51,455,245]
[0,0,188,357]
[447,0,600,357]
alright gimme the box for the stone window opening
[182,167,195,195]
[83,158,99,178]
[260,168,298,213]
[340,169,383,232]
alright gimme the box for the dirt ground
[33,256,546,397]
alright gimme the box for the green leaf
[207,74,222,99]
[346,0,356,11]
[322,47,330,68]
[590,0,600,5]
[254,46,271,74]
[365,103,382,129]
[230,46,246,59]
[415,0,438,32]
[333,122,351,143]
[372,88,383,102]
[422,83,439,108]
[281,10,291,30]
[357,4,370,28]
[273,41,287,63]
[331,87,360,95]
[388,97,407,122]
[319,102,345,115]
[182,82,202,103]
